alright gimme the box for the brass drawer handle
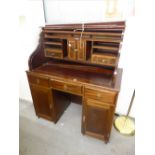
[36,79,40,84]
[97,93,101,97]
[50,53,55,56]
[73,78,77,82]
[49,104,52,109]
[83,115,85,122]
[102,59,106,63]
[64,84,68,90]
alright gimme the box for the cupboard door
[77,41,86,61]
[68,40,77,60]
[30,85,53,121]
[83,98,114,142]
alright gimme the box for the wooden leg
[104,135,109,144]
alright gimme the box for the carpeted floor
[19,99,135,155]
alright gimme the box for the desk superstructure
[26,21,125,143]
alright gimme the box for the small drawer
[27,74,49,87]
[51,80,83,95]
[44,49,63,58]
[91,54,116,66]
[84,87,117,104]
[84,98,113,108]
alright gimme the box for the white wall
[44,0,133,24]
[117,18,135,117]
[19,0,45,102]
[19,0,135,117]
[45,0,107,24]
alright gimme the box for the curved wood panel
[28,32,51,70]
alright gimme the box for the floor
[19,99,135,155]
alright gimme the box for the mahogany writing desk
[26,21,125,143]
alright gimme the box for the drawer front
[45,49,63,58]
[27,74,49,87]
[52,80,82,95]
[85,87,117,104]
[91,54,116,66]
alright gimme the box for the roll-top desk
[26,21,125,143]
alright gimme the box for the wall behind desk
[19,0,135,117]
[19,0,45,102]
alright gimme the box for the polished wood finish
[45,48,63,59]
[91,53,117,66]
[68,39,77,60]
[41,21,125,69]
[29,85,53,121]
[51,80,83,96]
[68,39,86,61]
[45,21,125,31]
[82,98,115,143]
[28,32,51,70]
[77,40,86,61]
[84,86,117,104]
[26,21,125,143]
[27,73,49,87]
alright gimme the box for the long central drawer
[51,80,83,95]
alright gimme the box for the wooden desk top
[28,61,122,92]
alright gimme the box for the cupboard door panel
[83,98,114,142]
[68,39,86,61]
[30,85,53,121]
[68,40,77,60]
[77,41,86,61]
